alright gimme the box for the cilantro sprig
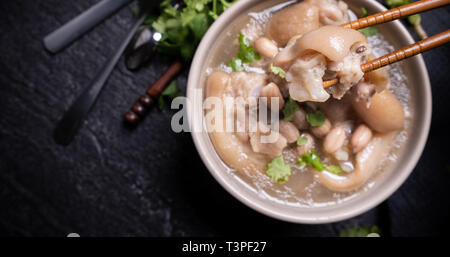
[265,155,291,183]
[151,0,237,61]
[306,110,326,127]
[228,32,260,71]
[229,58,244,72]
[282,97,299,122]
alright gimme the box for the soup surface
[203,0,412,207]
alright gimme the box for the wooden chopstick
[323,29,450,88]
[124,61,183,124]
[320,0,450,88]
[342,0,449,31]
[322,0,450,88]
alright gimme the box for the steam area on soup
[202,0,412,207]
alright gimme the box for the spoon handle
[43,0,133,53]
[54,15,146,145]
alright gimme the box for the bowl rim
[186,0,431,224]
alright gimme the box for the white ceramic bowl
[186,0,431,223]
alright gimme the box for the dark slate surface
[0,0,449,237]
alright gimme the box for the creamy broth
[202,0,412,207]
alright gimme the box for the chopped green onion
[269,63,286,79]
[326,165,344,175]
[298,150,325,172]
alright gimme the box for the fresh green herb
[385,0,410,8]
[162,80,179,98]
[361,7,368,17]
[358,7,379,37]
[218,0,234,9]
[282,97,299,121]
[228,32,260,71]
[297,151,343,174]
[407,14,421,25]
[296,158,305,167]
[384,0,427,39]
[297,136,308,146]
[326,165,344,175]
[207,0,235,19]
[229,58,244,72]
[306,110,326,127]
[340,226,381,237]
[237,32,260,62]
[297,150,343,174]
[158,97,165,110]
[265,155,291,183]
[298,150,325,172]
[269,63,286,78]
[158,80,180,110]
[151,0,237,61]
[359,27,379,37]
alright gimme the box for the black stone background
[0,0,449,237]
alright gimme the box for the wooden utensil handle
[361,29,450,73]
[125,61,183,124]
[342,0,449,30]
[323,29,450,88]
